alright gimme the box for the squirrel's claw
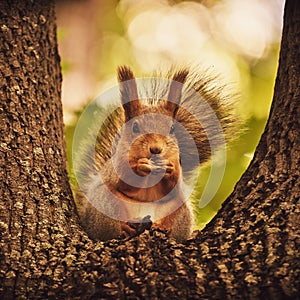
[120,221,137,238]
[120,216,152,239]
[134,157,174,176]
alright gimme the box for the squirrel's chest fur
[115,174,187,222]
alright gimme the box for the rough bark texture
[0,0,299,299]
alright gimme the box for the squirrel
[74,65,238,242]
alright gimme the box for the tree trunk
[0,0,299,299]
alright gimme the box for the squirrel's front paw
[135,158,152,176]
[120,216,152,239]
[134,157,173,176]
[120,221,138,238]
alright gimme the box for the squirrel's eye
[169,124,175,134]
[132,122,140,133]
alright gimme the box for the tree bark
[0,0,299,299]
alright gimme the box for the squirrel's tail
[174,68,240,176]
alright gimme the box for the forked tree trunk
[0,0,299,299]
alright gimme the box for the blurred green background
[57,0,285,229]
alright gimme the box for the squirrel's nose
[150,146,162,154]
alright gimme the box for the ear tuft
[172,69,189,84]
[166,68,189,116]
[117,65,135,82]
[117,65,140,121]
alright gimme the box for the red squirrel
[74,66,237,242]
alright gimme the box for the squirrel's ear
[166,69,189,116]
[117,65,140,120]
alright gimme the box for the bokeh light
[57,0,285,229]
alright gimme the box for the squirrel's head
[114,66,189,195]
